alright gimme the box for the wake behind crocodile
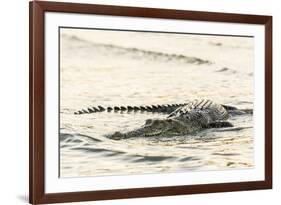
[62,34,212,66]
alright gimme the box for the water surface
[60,29,254,177]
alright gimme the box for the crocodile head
[108,118,193,140]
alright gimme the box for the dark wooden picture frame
[29,1,272,204]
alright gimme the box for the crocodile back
[168,99,229,122]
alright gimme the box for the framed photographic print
[29,1,272,204]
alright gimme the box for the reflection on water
[60,29,254,178]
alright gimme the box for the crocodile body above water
[74,99,252,140]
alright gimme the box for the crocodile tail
[74,106,107,114]
[74,103,187,115]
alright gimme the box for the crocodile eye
[145,119,152,125]
[151,119,161,126]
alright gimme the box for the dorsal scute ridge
[74,103,184,115]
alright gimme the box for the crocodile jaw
[108,118,189,140]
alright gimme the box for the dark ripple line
[131,155,175,163]
[178,156,201,162]
[71,147,126,155]
[212,153,240,156]
[214,126,252,132]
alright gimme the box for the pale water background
[60,28,254,178]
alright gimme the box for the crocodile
[74,99,252,140]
